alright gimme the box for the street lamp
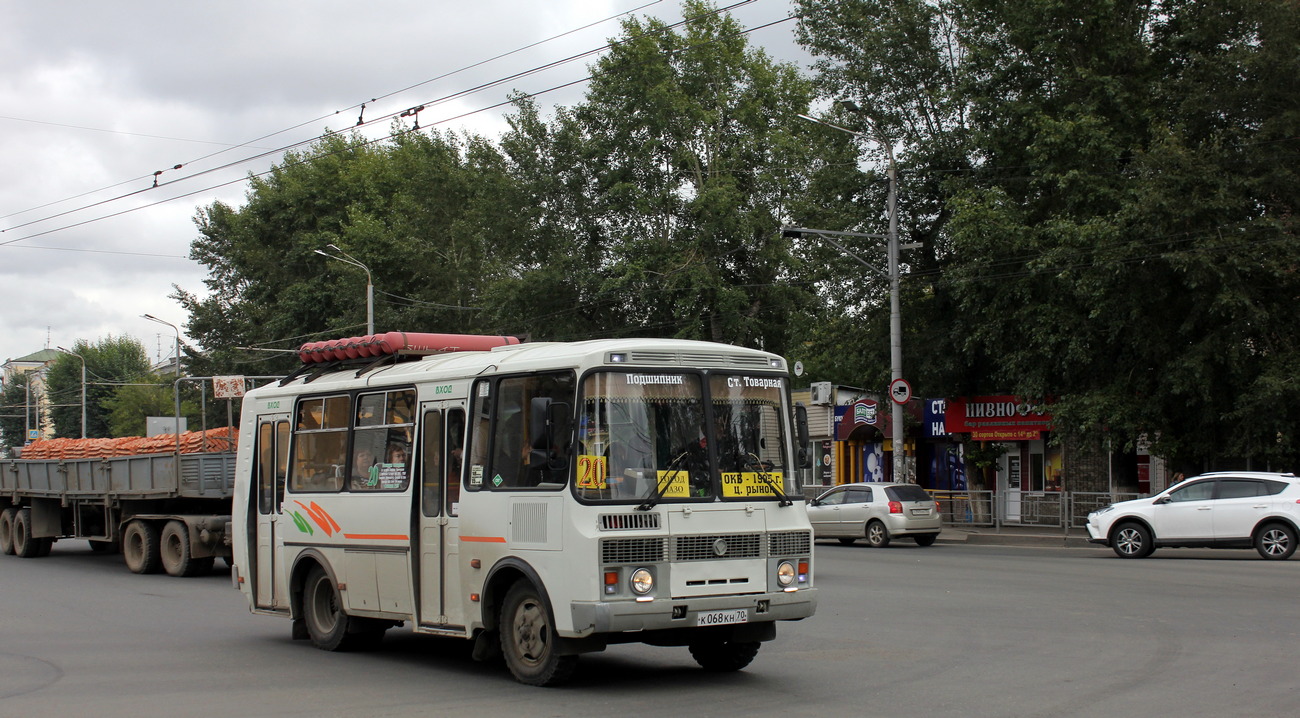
[792,105,914,481]
[55,346,86,439]
[141,313,182,378]
[315,244,374,335]
[142,313,185,446]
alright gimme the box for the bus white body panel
[230,338,817,684]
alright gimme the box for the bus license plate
[696,609,748,627]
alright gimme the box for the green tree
[0,371,35,453]
[492,0,823,353]
[796,0,1300,468]
[44,336,152,439]
[101,374,202,438]
[176,127,519,376]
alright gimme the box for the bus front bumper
[568,587,817,637]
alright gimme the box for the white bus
[231,332,817,685]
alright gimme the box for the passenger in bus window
[351,448,377,488]
[386,444,407,466]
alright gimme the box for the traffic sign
[889,378,912,405]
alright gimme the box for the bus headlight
[630,568,654,595]
[776,561,796,587]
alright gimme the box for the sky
[0,0,813,372]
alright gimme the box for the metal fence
[927,490,1146,530]
[803,484,1147,530]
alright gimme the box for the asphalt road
[1,539,1295,717]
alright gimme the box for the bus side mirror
[795,403,812,469]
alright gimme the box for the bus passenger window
[351,389,415,492]
[290,396,349,492]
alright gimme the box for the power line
[0,0,772,252]
[0,1,671,232]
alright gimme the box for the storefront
[943,396,1058,521]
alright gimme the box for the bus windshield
[575,371,794,504]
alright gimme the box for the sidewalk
[936,524,1095,548]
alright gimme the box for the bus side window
[447,408,465,515]
[467,374,574,491]
[421,410,444,516]
[257,423,275,514]
[290,396,349,492]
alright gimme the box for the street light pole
[55,346,86,438]
[141,313,182,379]
[794,107,909,481]
[315,245,374,335]
[142,314,184,443]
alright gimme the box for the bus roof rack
[280,332,523,384]
[296,332,520,365]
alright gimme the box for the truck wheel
[160,520,213,577]
[0,507,16,555]
[122,520,162,574]
[689,638,761,672]
[12,508,42,558]
[301,565,385,651]
[499,580,577,686]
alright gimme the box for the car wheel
[913,534,937,547]
[1112,522,1153,559]
[865,520,891,548]
[1255,523,1297,560]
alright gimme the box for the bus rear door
[254,416,290,609]
[416,403,468,631]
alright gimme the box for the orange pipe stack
[21,427,239,460]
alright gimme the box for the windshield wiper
[637,451,690,511]
[746,452,792,507]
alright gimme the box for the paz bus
[230,332,818,685]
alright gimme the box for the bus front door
[254,417,290,609]
[416,404,467,631]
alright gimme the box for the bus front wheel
[689,638,761,672]
[499,580,577,686]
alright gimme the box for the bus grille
[599,513,661,531]
[768,530,812,556]
[673,533,762,561]
[601,537,668,564]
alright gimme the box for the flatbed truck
[1,446,235,576]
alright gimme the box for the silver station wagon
[807,482,943,547]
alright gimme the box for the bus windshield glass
[575,371,793,504]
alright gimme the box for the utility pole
[793,104,914,481]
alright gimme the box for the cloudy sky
[0,0,811,370]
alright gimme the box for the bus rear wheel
[499,580,577,686]
[689,638,761,672]
[302,566,385,652]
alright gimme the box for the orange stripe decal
[342,534,409,541]
[461,535,507,543]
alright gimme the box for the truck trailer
[1,431,236,577]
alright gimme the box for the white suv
[1087,472,1300,560]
